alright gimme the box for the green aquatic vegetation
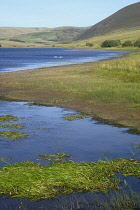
[62,115,87,121]
[37,153,70,162]
[0,157,9,162]
[0,114,18,122]
[0,124,24,129]
[0,131,28,140]
[0,158,140,200]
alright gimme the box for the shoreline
[0,50,140,133]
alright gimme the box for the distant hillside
[0,26,88,44]
[75,2,140,41]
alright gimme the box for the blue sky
[0,0,139,28]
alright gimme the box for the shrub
[122,41,133,47]
[134,40,140,48]
[101,40,121,48]
[86,42,93,47]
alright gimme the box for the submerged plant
[0,157,9,162]
[37,153,70,163]
[0,124,24,129]
[0,115,18,122]
[0,131,28,140]
[62,115,87,121]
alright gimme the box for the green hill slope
[0,26,88,45]
[75,2,140,41]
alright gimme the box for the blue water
[0,48,126,72]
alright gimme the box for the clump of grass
[100,53,140,83]
[62,115,87,121]
[37,153,70,163]
[0,158,140,200]
[0,115,18,122]
[0,124,24,129]
[0,131,28,140]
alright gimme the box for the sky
[0,0,139,28]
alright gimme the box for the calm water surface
[0,48,126,72]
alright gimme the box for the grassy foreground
[0,158,140,200]
[1,52,140,132]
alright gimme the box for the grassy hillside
[0,26,139,49]
[0,27,48,40]
[0,26,88,45]
[16,27,89,44]
[75,2,140,41]
[68,27,140,49]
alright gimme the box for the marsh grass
[0,115,18,122]
[0,124,24,129]
[62,115,87,121]
[100,53,140,83]
[0,157,9,162]
[0,158,140,200]
[0,114,28,140]
[37,153,70,163]
[0,131,28,140]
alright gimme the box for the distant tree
[101,40,121,48]
[86,43,93,47]
[122,40,133,47]
[134,40,140,48]
[0,44,1,47]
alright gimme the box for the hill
[0,2,139,48]
[75,2,140,41]
[0,26,88,45]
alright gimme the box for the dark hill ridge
[75,2,140,41]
